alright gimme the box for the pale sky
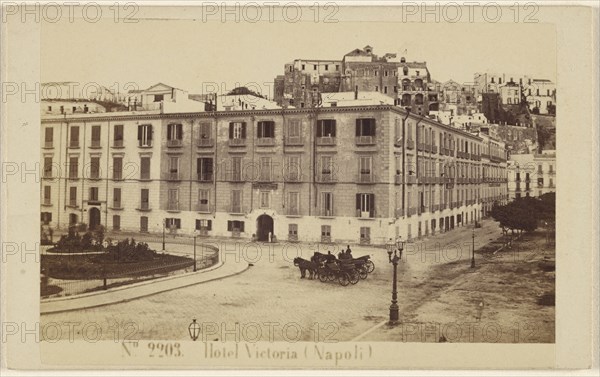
[41,11,556,97]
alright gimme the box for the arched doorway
[256,214,274,242]
[89,207,101,230]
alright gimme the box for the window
[199,122,212,140]
[166,218,181,229]
[69,187,77,206]
[335,65,339,71]
[41,212,52,224]
[113,215,120,230]
[416,70,420,76]
[507,98,512,104]
[320,156,333,181]
[198,189,210,212]
[321,192,333,216]
[538,178,544,187]
[67,126,79,148]
[88,187,99,202]
[154,94,164,102]
[301,64,305,70]
[313,64,317,70]
[229,122,247,139]
[168,189,179,210]
[91,125,101,147]
[44,127,53,147]
[169,156,179,180]
[538,164,543,174]
[321,225,331,238]
[259,191,270,208]
[289,224,298,240]
[356,118,376,137]
[257,121,275,138]
[324,65,329,71]
[44,157,53,178]
[286,156,301,181]
[113,188,121,208]
[359,156,372,181]
[260,157,272,181]
[113,157,122,180]
[69,157,78,179]
[375,86,379,92]
[384,86,388,94]
[196,219,212,231]
[384,70,388,77]
[227,220,245,232]
[287,192,299,215]
[113,125,124,146]
[317,119,336,137]
[231,190,242,213]
[360,227,371,242]
[43,185,51,204]
[138,124,153,147]
[356,193,375,218]
[140,189,149,210]
[140,216,148,232]
[140,156,150,180]
[195,157,213,181]
[167,123,183,141]
[231,157,242,181]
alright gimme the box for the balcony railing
[229,138,246,147]
[406,139,415,150]
[394,175,403,185]
[43,141,53,148]
[285,136,303,146]
[229,205,246,214]
[318,172,335,183]
[256,137,275,146]
[113,172,123,181]
[432,145,438,154]
[167,201,179,211]
[196,138,214,147]
[286,208,300,216]
[357,173,374,183]
[548,170,555,175]
[395,208,404,217]
[42,198,51,206]
[407,207,417,216]
[356,209,374,219]
[90,139,101,148]
[113,139,124,148]
[316,136,336,146]
[228,174,243,182]
[356,136,375,145]
[197,173,213,182]
[196,203,211,213]
[405,175,417,184]
[168,172,180,181]
[167,139,183,148]
[320,208,334,217]
[68,199,78,207]
[140,172,151,180]
[69,140,79,148]
[112,201,122,209]
[138,141,153,148]
[138,202,151,211]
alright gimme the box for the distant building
[524,79,556,115]
[274,45,439,115]
[507,151,556,200]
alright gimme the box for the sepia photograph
[1,1,597,372]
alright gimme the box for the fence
[40,235,219,299]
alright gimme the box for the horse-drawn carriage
[292,252,375,286]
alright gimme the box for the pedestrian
[345,245,353,259]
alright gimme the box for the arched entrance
[256,214,274,242]
[89,207,101,230]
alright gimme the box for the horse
[293,257,318,279]
[312,251,336,265]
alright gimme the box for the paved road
[40,221,502,342]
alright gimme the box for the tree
[490,196,551,242]
[226,87,265,98]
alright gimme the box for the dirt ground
[364,230,555,343]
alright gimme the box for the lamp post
[193,233,197,272]
[162,218,166,251]
[387,237,404,323]
[471,227,476,268]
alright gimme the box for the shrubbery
[101,238,156,263]
[50,225,105,253]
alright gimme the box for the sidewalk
[40,258,250,314]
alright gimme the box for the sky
[41,9,556,98]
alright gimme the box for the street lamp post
[193,234,197,272]
[471,227,476,268]
[387,237,405,323]
[162,218,166,251]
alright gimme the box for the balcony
[140,172,151,181]
[318,172,335,183]
[42,198,52,206]
[394,175,403,185]
[316,136,336,146]
[405,175,417,184]
[43,141,53,149]
[432,204,439,212]
[229,205,247,214]
[285,136,303,146]
[448,150,454,157]
[69,140,79,148]
[395,208,404,217]
[197,173,213,182]
[167,201,180,212]
[89,172,100,180]
[356,209,374,219]
[137,202,151,211]
[417,142,424,151]
[167,172,180,181]
[228,174,243,182]
[68,199,78,207]
[432,145,438,154]
[197,138,214,147]
[256,137,275,147]
[357,173,374,184]
[319,208,334,217]
[286,208,300,216]
[113,172,123,181]
[138,141,153,148]
[90,139,101,149]
[424,144,431,153]
[356,136,375,145]
[407,207,417,217]
[406,139,415,150]
[196,203,212,213]
[228,138,246,147]
[112,201,122,209]
[167,139,183,148]
[548,170,555,175]
[113,140,124,148]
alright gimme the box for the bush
[101,238,157,263]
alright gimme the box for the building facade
[41,104,508,245]
[507,151,556,200]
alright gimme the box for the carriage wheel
[366,260,375,273]
[349,270,359,285]
[358,267,368,280]
[327,271,336,281]
[338,272,350,286]
[318,270,328,283]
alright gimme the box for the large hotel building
[40,91,508,245]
